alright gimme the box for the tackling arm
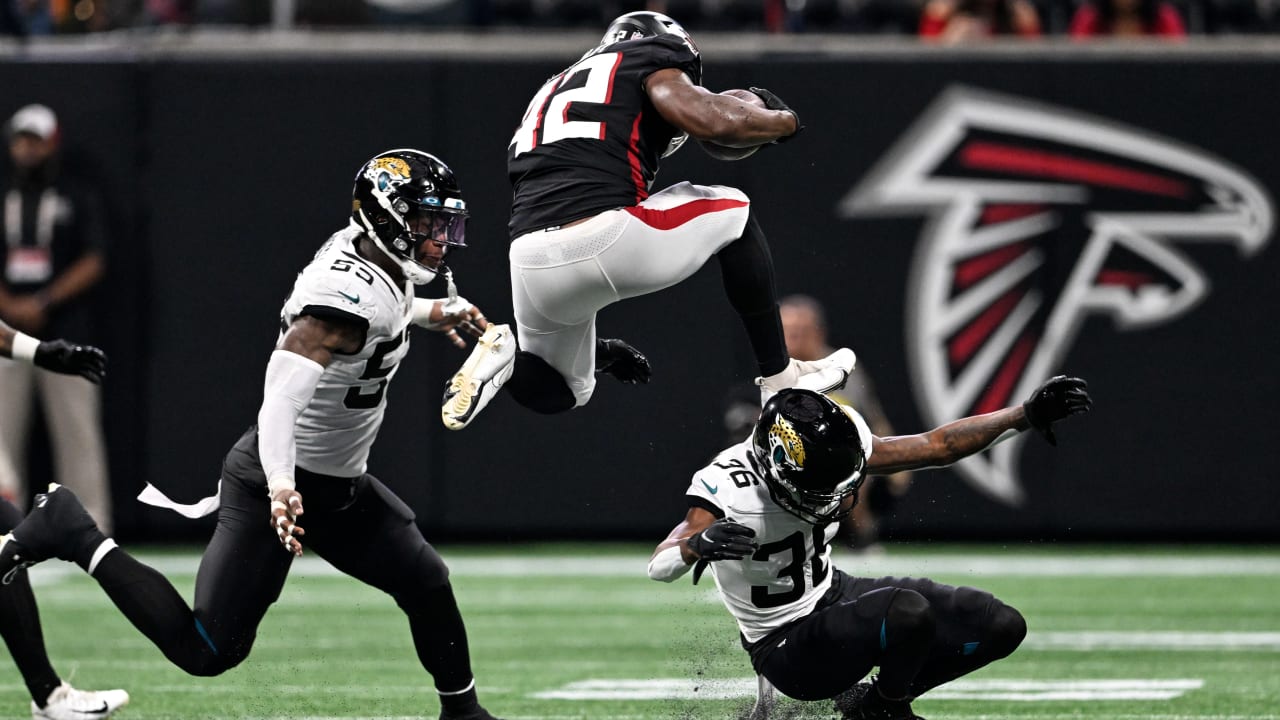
[865,375,1092,475]
[645,69,797,147]
[866,406,1028,475]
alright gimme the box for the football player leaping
[441,11,854,431]
[0,150,504,720]
[649,377,1092,719]
[0,320,126,720]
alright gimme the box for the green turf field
[4,544,1278,719]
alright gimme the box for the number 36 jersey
[277,223,413,477]
[686,440,839,643]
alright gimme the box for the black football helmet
[598,11,700,158]
[752,388,874,525]
[352,149,468,285]
[600,11,698,53]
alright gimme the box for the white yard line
[1025,631,1280,651]
[532,677,1206,702]
[26,551,1280,586]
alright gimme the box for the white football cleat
[32,682,129,720]
[442,323,517,430]
[756,347,857,405]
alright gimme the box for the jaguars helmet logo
[365,157,412,194]
[767,415,806,474]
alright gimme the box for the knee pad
[885,588,936,641]
[507,351,577,414]
[182,642,248,678]
[390,544,452,612]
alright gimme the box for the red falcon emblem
[842,87,1272,504]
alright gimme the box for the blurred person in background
[0,149,504,720]
[443,10,854,431]
[919,0,1042,40]
[650,378,1091,719]
[1069,0,1187,36]
[779,294,911,553]
[0,318,125,720]
[0,104,112,533]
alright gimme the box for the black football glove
[688,518,757,585]
[687,519,757,562]
[33,340,108,384]
[1022,375,1092,446]
[595,338,651,385]
[748,86,803,143]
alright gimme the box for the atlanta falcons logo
[841,86,1272,504]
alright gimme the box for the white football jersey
[278,223,413,476]
[686,439,839,643]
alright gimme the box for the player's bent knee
[886,589,936,643]
[508,351,577,414]
[180,647,248,677]
[390,544,452,605]
[985,603,1027,658]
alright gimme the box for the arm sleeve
[647,544,693,582]
[257,350,325,495]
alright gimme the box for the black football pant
[0,498,62,705]
[753,570,1026,702]
[87,429,476,693]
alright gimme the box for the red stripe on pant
[625,198,748,231]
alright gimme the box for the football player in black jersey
[0,321,126,719]
[649,379,1092,719]
[441,11,855,430]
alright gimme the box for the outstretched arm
[645,69,798,147]
[866,376,1092,475]
[0,318,107,383]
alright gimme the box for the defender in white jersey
[0,150,505,720]
[650,378,1092,719]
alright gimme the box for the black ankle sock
[740,308,788,376]
[439,685,479,714]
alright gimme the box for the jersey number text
[510,52,622,157]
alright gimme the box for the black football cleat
[439,708,503,720]
[595,338,651,384]
[835,680,925,720]
[0,484,106,585]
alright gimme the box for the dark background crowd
[3,0,1279,39]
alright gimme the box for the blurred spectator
[778,294,911,552]
[0,104,112,533]
[1069,0,1187,35]
[919,0,1042,39]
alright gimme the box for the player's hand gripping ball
[699,89,766,161]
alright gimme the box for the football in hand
[699,89,765,161]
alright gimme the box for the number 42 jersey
[507,33,702,238]
[277,224,413,477]
[685,440,840,644]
